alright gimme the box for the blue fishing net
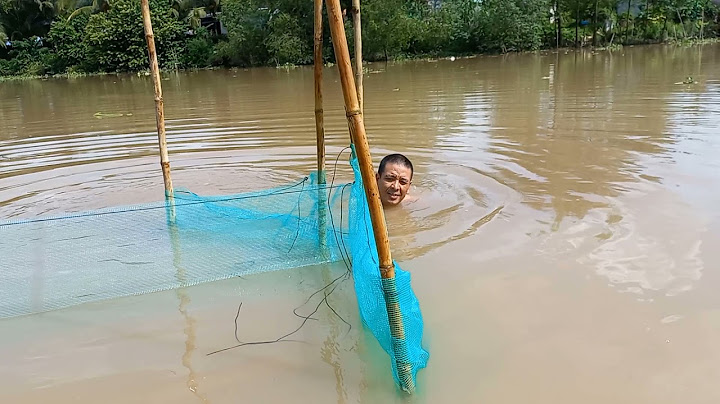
[347,151,429,390]
[0,151,428,390]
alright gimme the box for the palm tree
[57,0,109,21]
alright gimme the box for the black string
[337,183,353,271]
[327,147,354,270]
[207,278,344,356]
[289,147,355,329]
[208,147,357,356]
[287,179,306,253]
[292,270,348,320]
[327,148,371,267]
[323,283,353,332]
[292,148,354,321]
[234,303,243,344]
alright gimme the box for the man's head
[376,154,414,207]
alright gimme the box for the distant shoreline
[2,38,718,83]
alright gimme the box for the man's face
[376,162,412,207]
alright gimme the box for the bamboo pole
[324,0,414,393]
[352,0,363,115]
[314,0,328,253]
[314,0,326,182]
[141,0,173,198]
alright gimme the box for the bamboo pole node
[380,264,394,278]
[345,109,362,117]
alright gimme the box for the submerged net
[0,151,428,389]
[347,152,429,389]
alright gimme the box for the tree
[84,0,186,71]
[0,0,56,40]
[477,0,547,52]
[57,0,110,21]
[361,0,415,60]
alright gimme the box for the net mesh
[0,152,428,389]
[347,153,429,389]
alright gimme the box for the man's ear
[376,172,380,181]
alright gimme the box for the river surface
[1,44,720,403]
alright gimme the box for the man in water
[376,153,416,207]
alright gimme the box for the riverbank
[3,0,718,81]
[2,38,719,83]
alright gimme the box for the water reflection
[477,50,674,225]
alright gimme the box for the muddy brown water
[1,44,720,403]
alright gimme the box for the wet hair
[378,154,414,178]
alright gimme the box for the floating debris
[94,112,133,119]
[675,76,696,85]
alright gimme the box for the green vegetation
[1,0,719,77]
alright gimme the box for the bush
[84,0,187,72]
[442,0,483,53]
[476,0,547,52]
[362,0,415,60]
[266,12,311,65]
[0,38,53,76]
[47,13,91,72]
[404,1,452,56]
[218,0,315,66]
[641,20,665,41]
[182,30,214,68]
[218,0,271,66]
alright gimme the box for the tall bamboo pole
[314,0,328,253]
[314,0,326,181]
[352,0,363,115]
[141,0,173,197]
[324,0,414,393]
